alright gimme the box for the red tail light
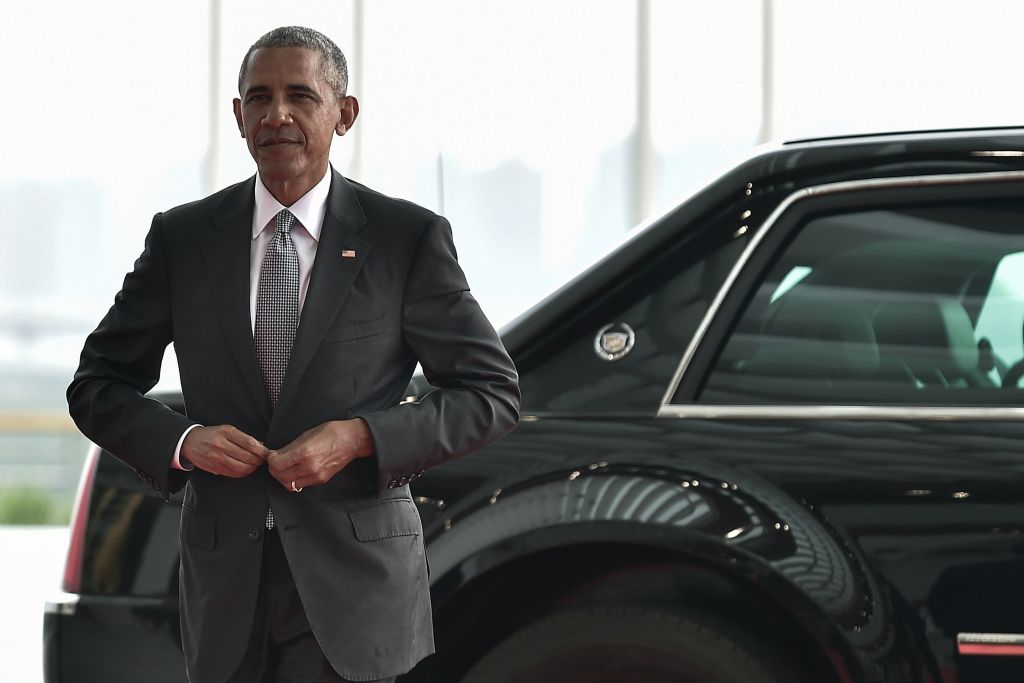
[62,445,100,593]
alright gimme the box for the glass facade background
[4,0,1024,504]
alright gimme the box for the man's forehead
[244,47,324,83]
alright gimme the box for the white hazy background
[4,1,1024,681]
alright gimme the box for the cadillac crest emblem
[594,322,636,361]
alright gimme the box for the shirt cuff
[171,424,202,471]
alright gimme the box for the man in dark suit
[67,26,519,683]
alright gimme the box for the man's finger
[273,467,316,491]
[268,455,312,483]
[267,449,302,472]
[269,465,309,489]
[210,451,258,478]
[271,463,306,483]
[224,427,270,459]
[284,475,310,491]
[218,439,266,468]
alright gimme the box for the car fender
[425,461,895,682]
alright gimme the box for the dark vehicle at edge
[45,127,1024,682]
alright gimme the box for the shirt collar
[252,166,332,241]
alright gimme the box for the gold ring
[290,481,303,493]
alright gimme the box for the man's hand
[181,425,269,477]
[268,418,374,490]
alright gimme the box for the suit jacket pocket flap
[181,506,216,550]
[348,498,421,541]
[323,315,389,343]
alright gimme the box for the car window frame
[657,170,1024,421]
[514,182,759,418]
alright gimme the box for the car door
[662,171,1024,682]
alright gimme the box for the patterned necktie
[255,209,299,529]
[256,209,299,406]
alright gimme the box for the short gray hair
[238,26,349,99]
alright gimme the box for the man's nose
[263,98,292,127]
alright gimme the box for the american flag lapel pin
[341,249,357,258]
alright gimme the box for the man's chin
[256,160,304,181]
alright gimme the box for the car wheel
[460,607,805,683]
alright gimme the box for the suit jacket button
[248,529,262,541]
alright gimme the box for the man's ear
[232,98,245,138]
[336,96,359,136]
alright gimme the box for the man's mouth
[259,137,299,147]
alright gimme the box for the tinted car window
[975,251,1024,386]
[699,199,1024,403]
[82,453,182,596]
[520,226,744,414]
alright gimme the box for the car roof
[784,125,1024,146]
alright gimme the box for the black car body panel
[47,128,1024,682]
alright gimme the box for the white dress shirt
[171,167,333,469]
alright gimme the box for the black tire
[460,607,803,683]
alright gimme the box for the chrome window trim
[959,632,1024,645]
[658,404,1024,421]
[657,169,1024,415]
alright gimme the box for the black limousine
[46,128,1024,683]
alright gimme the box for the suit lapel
[275,172,370,414]
[202,178,272,421]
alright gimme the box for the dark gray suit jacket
[67,170,520,682]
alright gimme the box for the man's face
[233,47,357,192]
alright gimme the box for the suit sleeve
[359,216,520,493]
[67,213,196,500]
